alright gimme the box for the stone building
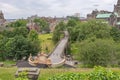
[87,9,99,20]
[27,21,40,32]
[87,0,120,28]
[87,10,112,20]
[114,0,120,28]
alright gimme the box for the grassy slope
[39,33,55,54]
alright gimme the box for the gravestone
[0,62,4,67]
[15,68,40,80]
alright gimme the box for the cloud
[0,2,20,13]
[0,0,118,18]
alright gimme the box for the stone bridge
[16,31,72,68]
[48,31,69,67]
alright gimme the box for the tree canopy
[8,19,28,27]
[34,18,50,33]
[0,27,40,61]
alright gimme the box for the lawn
[0,67,92,80]
[38,68,92,80]
[1,67,120,80]
[39,33,55,54]
[0,67,17,80]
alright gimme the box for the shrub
[49,66,120,80]
[79,39,116,67]
[15,71,29,80]
[49,73,86,80]
[88,66,120,80]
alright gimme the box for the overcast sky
[0,0,118,19]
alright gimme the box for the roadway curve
[49,31,69,67]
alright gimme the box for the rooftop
[96,13,112,19]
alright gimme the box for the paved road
[49,31,69,64]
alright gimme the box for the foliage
[110,27,120,42]
[34,18,50,33]
[13,27,29,38]
[49,73,86,80]
[1,27,29,38]
[52,29,61,44]
[88,66,120,80]
[52,21,66,44]
[8,19,27,27]
[49,66,120,80]
[67,19,77,27]
[15,71,29,80]
[0,37,9,61]
[66,19,111,42]
[65,19,120,67]
[5,35,39,60]
[79,38,116,67]
[28,30,41,54]
[0,28,40,60]
[28,30,39,41]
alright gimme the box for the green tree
[1,27,29,38]
[28,30,41,55]
[1,30,14,38]
[67,19,77,27]
[79,38,116,67]
[28,30,39,41]
[13,27,29,38]
[110,27,120,42]
[67,19,111,42]
[8,19,27,27]
[0,23,41,60]
[52,21,66,43]
[5,35,40,60]
[0,36,8,61]
[52,29,61,44]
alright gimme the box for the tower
[0,10,4,19]
[114,0,120,15]
[0,10,5,25]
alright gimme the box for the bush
[49,73,86,80]
[49,66,120,80]
[88,66,120,80]
[79,39,116,67]
[15,71,29,80]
